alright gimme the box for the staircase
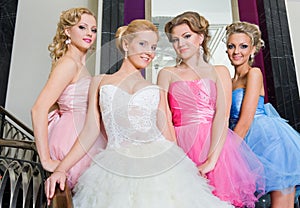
[0,106,72,208]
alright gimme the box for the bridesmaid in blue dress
[226,21,300,208]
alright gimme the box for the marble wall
[239,0,300,131]
[100,0,124,74]
[258,0,300,131]
[0,0,18,107]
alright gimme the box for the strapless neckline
[232,88,264,98]
[170,78,216,87]
[232,88,245,92]
[69,75,91,85]
[100,84,159,96]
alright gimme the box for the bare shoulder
[57,56,78,68]
[51,56,78,75]
[90,74,106,88]
[158,66,176,76]
[248,67,263,78]
[161,66,176,71]
[214,65,230,75]
[157,66,177,80]
[214,65,231,80]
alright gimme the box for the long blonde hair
[48,7,96,62]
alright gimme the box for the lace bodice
[99,85,164,148]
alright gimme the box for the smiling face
[65,13,97,51]
[169,23,203,61]
[125,30,158,69]
[226,33,256,67]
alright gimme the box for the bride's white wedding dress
[72,84,233,208]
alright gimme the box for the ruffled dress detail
[72,85,233,208]
[230,88,300,193]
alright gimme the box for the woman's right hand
[41,159,60,172]
[44,170,67,206]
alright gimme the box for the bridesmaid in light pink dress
[157,11,265,207]
[31,8,106,189]
[47,76,106,188]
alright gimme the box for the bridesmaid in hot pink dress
[31,8,106,189]
[157,11,265,207]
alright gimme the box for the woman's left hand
[197,160,216,178]
[44,170,67,206]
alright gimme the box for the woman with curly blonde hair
[31,7,106,189]
[227,21,300,208]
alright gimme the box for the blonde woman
[227,21,300,208]
[31,7,105,189]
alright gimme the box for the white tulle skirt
[72,140,233,208]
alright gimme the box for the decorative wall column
[100,0,145,74]
[238,0,300,131]
[0,0,18,107]
[100,0,124,74]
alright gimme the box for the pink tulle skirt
[175,122,265,207]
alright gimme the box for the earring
[199,46,204,55]
[89,45,96,51]
[124,50,128,59]
[250,54,254,60]
[65,38,71,45]
[176,57,182,66]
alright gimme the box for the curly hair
[164,11,211,63]
[225,21,264,66]
[48,7,96,62]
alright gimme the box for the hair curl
[115,19,159,55]
[225,21,264,66]
[48,7,96,62]
[164,11,211,63]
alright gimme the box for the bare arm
[157,68,177,142]
[233,68,263,138]
[45,76,104,203]
[198,65,231,175]
[31,58,77,171]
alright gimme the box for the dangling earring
[65,38,71,45]
[124,50,128,59]
[199,45,204,55]
[250,54,254,60]
[176,57,182,66]
[89,45,96,51]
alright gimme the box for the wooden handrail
[51,182,74,208]
[0,138,37,151]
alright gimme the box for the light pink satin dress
[48,76,106,188]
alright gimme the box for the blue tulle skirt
[243,103,300,192]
